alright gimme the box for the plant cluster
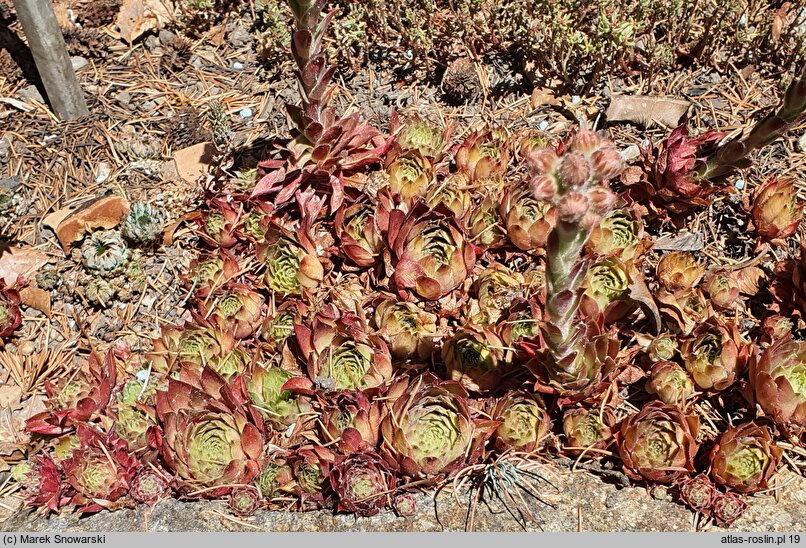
[13,0,806,528]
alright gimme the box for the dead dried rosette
[562,407,615,455]
[387,203,476,300]
[330,452,396,517]
[500,182,556,251]
[680,318,752,392]
[617,401,699,483]
[334,201,384,268]
[751,177,803,247]
[710,422,782,494]
[492,391,551,452]
[373,298,438,362]
[380,373,496,478]
[656,252,705,292]
[441,327,506,394]
[295,306,393,391]
[645,360,695,405]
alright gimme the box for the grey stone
[70,56,89,71]
[18,85,44,104]
[159,30,177,45]
[4,470,806,532]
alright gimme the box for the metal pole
[11,0,89,120]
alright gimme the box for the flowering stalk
[526,129,624,390]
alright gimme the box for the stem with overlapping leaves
[527,130,624,381]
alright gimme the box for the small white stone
[239,107,253,118]
[621,144,640,162]
[735,178,745,190]
[232,61,244,70]
[571,95,581,105]
[797,132,806,152]
[538,120,549,131]
[136,369,150,382]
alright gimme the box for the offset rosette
[562,407,615,454]
[751,177,802,245]
[387,204,475,300]
[617,401,699,483]
[373,298,437,362]
[751,335,806,427]
[645,361,695,405]
[492,392,550,451]
[681,318,751,392]
[335,202,384,268]
[257,229,323,295]
[441,327,505,394]
[329,452,396,517]
[296,307,393,391]
[501,183,556,251]
[710,423,782,494]
[380,374,493,478]
[197,284,264,339]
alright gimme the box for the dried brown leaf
[0,246,49,285]
[607,95,690,128]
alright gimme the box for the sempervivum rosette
[562,407,616,454]
[710,423,782,494]
[751,335,806,427]
[500,182,556,251]
[455,129,509,182]
[183,251,240,299]
[289,445,337,504]
[380,374,495,478]
[751,177,803,246]
[441,327,506,394]
[472,265,525,326]
[196,284,264,339]
[257,226,324,296]
[681,318,752,392]
[492,392,550,452]
[425,173,472,219]
[373,298,438,362]
[320,390,382,453]
[155,371,264,496]
[261,300,307,351]
[13,455,65,512]
[617,401,699,483]
[645,361,695,405]
[580,257,636,323]
[467,194,508,250]
[586,206,649,262]
[295,306,393,391]
[0,277,22,340]
[329,452,396,517]
[198,197,241,248]
[678,474,718,513]
[334,202,384,268]
[386,203,476,301]
[246,364,312,429]
[60,426,139,513]
[386,151,433,201]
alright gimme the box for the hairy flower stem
[544,221,588,353]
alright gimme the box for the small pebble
[571,95,581,105]
[70,56,88,71]
[621,144,641,162]
[797,132,806,152]
[136,369,150,382]
[734,178,745,190]
[538,120,549,131]
[232,61,244,70]
[239,107,253,119]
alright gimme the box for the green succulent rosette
[81,229,129,277]
[751,335,806,427]
[710,423,782,494]
[441,327,505,394]
[587,207,647,261]
[246,365,310,428]
[492,392,550,452]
